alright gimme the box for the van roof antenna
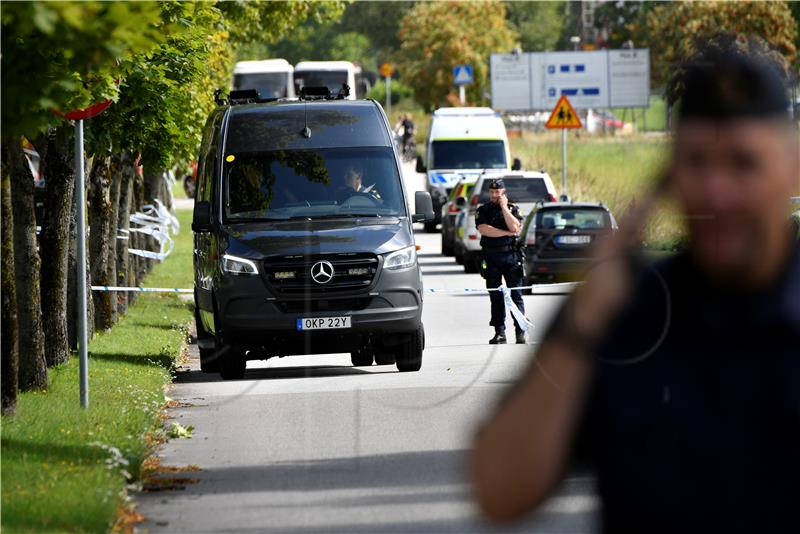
[301,101,311,138]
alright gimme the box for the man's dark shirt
[572,240,800,533]
[475,201,522,249]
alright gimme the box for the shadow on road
[176,364,386,384]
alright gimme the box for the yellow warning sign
[379,62,394,78]
[545,95,582,129]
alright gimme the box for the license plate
[557,235,591,245]
[296,316,351,331]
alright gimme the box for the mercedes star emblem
[310,260,334,284]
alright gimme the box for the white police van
[415,107,519,232]
[232,59,294,99]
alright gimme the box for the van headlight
[222,254,259,275]
[384,246,417,271]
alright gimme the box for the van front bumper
[214,267,423,357]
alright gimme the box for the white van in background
[232,59,294,99]
[293,61,361,100]
[415,107,520,232]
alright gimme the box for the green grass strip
[2,209,194,534]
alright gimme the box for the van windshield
[294,71,348,95]
[430,140,506,170]
[224,147,406,221]
[233,73,291,99]
[537,208,610,230]
[478,178,549,203]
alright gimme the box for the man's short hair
[676,36,790,122]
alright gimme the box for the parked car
[454,171,557,273]
[521,201,617,284]
[191,87,435,379]
[440,177,477,256]
[415,107,520,233]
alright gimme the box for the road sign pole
[75,119,89,408]
[385,75,392,116]
[561,127,567,198]
[459,85,465,105]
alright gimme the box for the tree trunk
[105,153,122,325]
[9,138,47,390]
[88,154,113,331]
[115,153,134,315]
[1,141,19,415]
[39,126,75,367]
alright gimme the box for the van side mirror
[415,155,427,174]
[192,200,212,232]
[412,191,435,222]
[511,157,522,171]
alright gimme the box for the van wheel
[220,349,246,380]
[424,221,438,233]
[195,308,220,373]
[374,350,396,366]
[395,327,423,372]
[351,349,373,367]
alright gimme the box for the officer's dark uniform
[568,243,800,533]
[474,179,526,344]
[554,46,800,533]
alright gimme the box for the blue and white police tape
[90,282,578,297]
[91,286,193,293]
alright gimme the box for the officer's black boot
[489,328,507,345]
[515,328,526,344]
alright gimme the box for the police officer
[473,39,800,533]
[475,179,526,344]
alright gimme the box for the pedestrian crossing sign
[545,95,582,129]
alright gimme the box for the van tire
[374,350,396,366]
[351,349,373,367]
[195,305,220,373]
[395,327,423,372]
[220,350,247,380]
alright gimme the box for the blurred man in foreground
[472,40,799,533]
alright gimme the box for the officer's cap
[677,37,790,121]
[489,179,505,190]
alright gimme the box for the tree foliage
[397,1,518,110]
[505,1,566,52]
[638,1,797,89]
[0,1,165,138]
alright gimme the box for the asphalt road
[136,166,599,533]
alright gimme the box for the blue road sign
[453,64,473,86]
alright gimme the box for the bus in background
[232,59,294,99]
[294,61,370,100]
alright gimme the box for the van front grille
[261,253,379,295]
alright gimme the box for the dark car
[521,202,617,284]
[191,88,435,379]
[440,178,475,256]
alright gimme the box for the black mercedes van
[191,89,434,379]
